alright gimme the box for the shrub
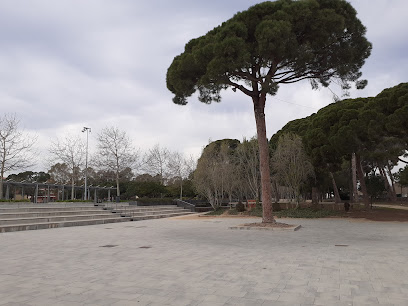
[236,201,246,212]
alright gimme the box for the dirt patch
[346,208,408,222]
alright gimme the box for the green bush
[236,202,246,212]
[275,208,344,218]
[136,198,175,205]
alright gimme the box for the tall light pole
[82,127,91,201]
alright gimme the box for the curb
[229,224,301,231]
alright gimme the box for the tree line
[0,120,197,200]
[192,83,408,210]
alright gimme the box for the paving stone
[0,217,407,306]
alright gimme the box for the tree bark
[71,177,75,200]
[116,171,120,197]
[329,171,341,204]
[379,167,396,202]
[386,164,397,201]
[253,97,275,223]
[355,154,370,209]
[312,187,319,208]
[351,153,358,203]
[180,180,183,200]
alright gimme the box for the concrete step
[0,214,122,225]
[105,205,180,211]
[0,206,102,213]
[117,209,192,217]
[130,211,194,221]
[0,217,132,233]
[0,210,112,219]
[110,207,186,213]
[0,206,104,213]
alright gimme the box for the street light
[82,127,91,201]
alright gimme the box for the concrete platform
[0,217,407,305]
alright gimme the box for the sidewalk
[0,216,407,305]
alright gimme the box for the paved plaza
[0,215,407,306]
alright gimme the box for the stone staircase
[108,204,195,221]
[0,203,194,233]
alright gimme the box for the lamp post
[82,127,91,201]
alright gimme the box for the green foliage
[396,166,408,187]
[365,174,387,199]
[0,199,30,202]
[167,0,371,104]
[270,83,408,194]
[136,198,175,205]
[7,171,50,183]
[122,181,167,199]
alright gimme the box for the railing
[175,199,196,212]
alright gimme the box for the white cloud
[0,0,407,174]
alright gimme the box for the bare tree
[143,144,170,185]
[94,126,139,197]
[49,135,85,200]
[0,114,37,199]
[271,133,314,208]
[168,151,196,199]
[193,141,238,210]
[236,137,260,202]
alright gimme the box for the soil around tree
[345,207,408,222]
[242,222,294,228]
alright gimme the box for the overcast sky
[1,0,407,174]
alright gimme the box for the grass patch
[274,208,345,218]
[227,206,345,218]
[205,208,227,216]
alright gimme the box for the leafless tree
[168,151,197,199]
[194,141,238,210]
[143,144,170,185]
[94,126,139,196]
[0,114,37,199]
[271,133,314,208]
[236,137,260,202]
[49,135,85,200]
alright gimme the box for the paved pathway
[0,216,407,306]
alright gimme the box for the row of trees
[270,82,408,209]
[47,132,196,200]
[0,117,196,200]
[193,81,408,211]
[193,134,316,210]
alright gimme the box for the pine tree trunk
[379,167,396,202]
[355,154,370,209]
[352,153,358,203]
[386,165,397,202]
[71,177,75,200]
[253,97,275,223]
[329,171,341,203]
[312,187,319,208]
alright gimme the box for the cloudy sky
[1,0,407,173]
